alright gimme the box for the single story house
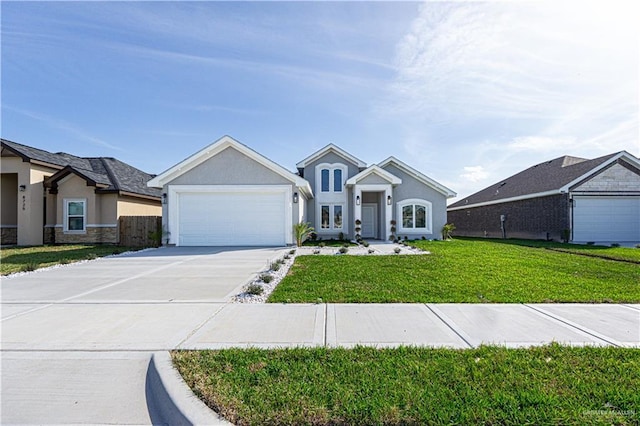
[1,138,162,245]
[447,151,640,244]
[147,135,456,246]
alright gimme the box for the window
[321,169,330,192]
[65,199,86,232]
[320,204,343,230]
[334,169,342,192]
[334,205,342,229]
[316,164,346,194]
[398,200,432,232]
[321,205,330,228]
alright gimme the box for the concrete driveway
[1,246,286,425]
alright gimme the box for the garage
[176,189,288,246]
[573,196,640,242]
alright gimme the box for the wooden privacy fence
[119,216,162,247]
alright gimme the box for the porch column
[353,185,362,237]
[385,186,393,241]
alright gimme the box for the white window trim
[315,163,348,195]
[318,203,345,232]
[64,198,87,233]
[397,198,432,234]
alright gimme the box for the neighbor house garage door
[573,196,640,242]
[177,191,287,246]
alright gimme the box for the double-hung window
[65,199,86,232]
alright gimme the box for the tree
[441,223,456,240]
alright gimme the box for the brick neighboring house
[1,139,161,245]
[447,151,640,244]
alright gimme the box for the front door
[362,204,377,239]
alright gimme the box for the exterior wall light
[356,195,360,205]
[387,195,392,205]
[19,185,26,192]
[293,192,299,203]
[162,193,167,204]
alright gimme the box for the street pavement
[1,246,638,424]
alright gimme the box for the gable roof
[147,135,313,197]
[346,165,402,185]
[296,143,367,168]
[1,138,92,170]
[378,156,457,198]
[2,138,161,200]
[448,151,639,210]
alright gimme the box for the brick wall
[54,227,118,244]
[447,194,570,241]
[1,227,17,245]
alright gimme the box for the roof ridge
[99,158,121,191]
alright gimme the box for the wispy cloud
[382,1,638,200]
[4,106,122,151]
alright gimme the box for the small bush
[338,232,345,241]
[259,273,273,283]
[319,242,326,248]
[270,262,281,271]
[635,244,640,249]
[368,248,375,254]
[342,243,349,248]
[421,236,426,240]
[362,241,370,247]
[246,284,264,295]
[404,236,408,241]
[283,254,290,260]
[394,247,401,254]
[86,253,98,260]
[59,258,70,265]
[21,262,39,272]
[611,243,621,248]
[289,249,296,255]
[276,258,285,265]
[339,247,348,254]
[112,249,122,255]
[313,249,320,254]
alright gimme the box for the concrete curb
[146,351,230,425]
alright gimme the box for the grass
[0,245,138,275]
[173,344,640,425]
[481,238,640,263]
[268,239,640,303]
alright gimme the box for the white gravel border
[233,242,429,304]
[1,247,156,280]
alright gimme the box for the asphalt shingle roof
[1,138,161,199]
[449,152,620,208]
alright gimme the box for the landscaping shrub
[270,262,281,271]
[394,247,401,254]
[289,249,296,255]
[339,247,348,254]
[259,273,273,283]
[368,248,375,254]
[246,284,264,295]
[319,242,326,248]
[362,241,370,247]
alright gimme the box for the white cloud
[460,166,489,182]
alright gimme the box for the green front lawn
[173,345,640,425]
[0,245,137,275]
[268,239,640,303]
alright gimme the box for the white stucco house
[148,135,456,246]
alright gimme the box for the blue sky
[2,1,638,201]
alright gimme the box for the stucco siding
[117,196,161,217]
[303,152,359,237]
[382,164,448,239]
[359,174,390,185]
[168,147,291,186]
